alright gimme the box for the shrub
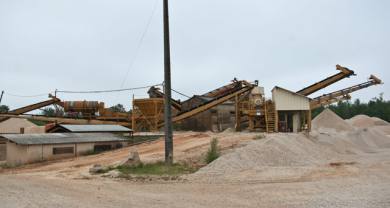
[205,138,220,164]
[116,161,195,176]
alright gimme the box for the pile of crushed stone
[192,134,337,177]
[312,108,354,132]
[347,115,389,128]
[190,109,390,182]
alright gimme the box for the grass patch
[128,135,163,145]
[0,163,20,169]
[116,162,196,176]
[27,119,49,126]
[205,138,220,164]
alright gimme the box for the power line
[56,84,162,94]
[171,88,191,98]
[5,92,52,98]
[120,0,159,88]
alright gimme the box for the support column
[307,110,312,132]
[275,110,279,132]
[235,95,241,131]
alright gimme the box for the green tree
[312,93,390,122]
[41,107,64,117]
[0,105,9,113]
[109,104,127,113]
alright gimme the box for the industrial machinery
[170,80,254,123]
[61,101,101,117]
[0,65,382,133]
[296,65,355,96]
[0,95,133,126]
[0,95,61,122]
[132,98,164,131]
[310,75,383,109]
[148,86,182,111]
[150,79,277,132]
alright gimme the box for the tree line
[312,93,390,122]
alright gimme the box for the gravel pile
[192,133,337,178]
[347,114,389,128]
[312,109,354,132]
[190,109,390,182]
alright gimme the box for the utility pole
[163,0,173,165]
[0,91,4,105]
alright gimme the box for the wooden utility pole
[163,0,173,165]
[0,91,4,105]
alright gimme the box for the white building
[272,86,311,133]
[1,133,129,165]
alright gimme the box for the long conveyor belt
[297,65,356,96]
[310,75,383,109]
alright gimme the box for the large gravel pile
[313,127,390,154]
[191,109,390,182]
[312,108,354,132]
[192,133,337,178]
[347,114,389,128]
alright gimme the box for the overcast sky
[0,0,389,110]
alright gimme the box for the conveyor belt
[297,65,355,96]
[310,75,382,109]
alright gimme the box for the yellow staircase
[265,101,276,133]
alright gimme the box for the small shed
[1,133,129,165]
[272,86,311,132]
[47,124,133,135]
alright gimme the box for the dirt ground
[0,131,254,177]
[1,131,390,208]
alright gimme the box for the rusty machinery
[131,98,164,131]
[137,79,278,132]
[310,74,383,109]
[0,65,382,133]
[296,65,356,96]
[235,82,277,132]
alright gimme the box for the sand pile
[371,117,389,126]
[312,109,354,132]
[347,115,389,128]
[313,127,390,154]
[193,134,337,177]
[373,126,390,135]
[190,109,390,182]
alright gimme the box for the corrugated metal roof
[272,86,310,111]
[272,86,311,99]
[59,124,133,132]
[0,133,128,145]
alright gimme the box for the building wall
[272,89,310,111]
[76,143,94,156]
[6,142,28,165]
[6,141,128,165]
[42,144,77,161]
[0,118,38,134]
[0,143,6,161]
